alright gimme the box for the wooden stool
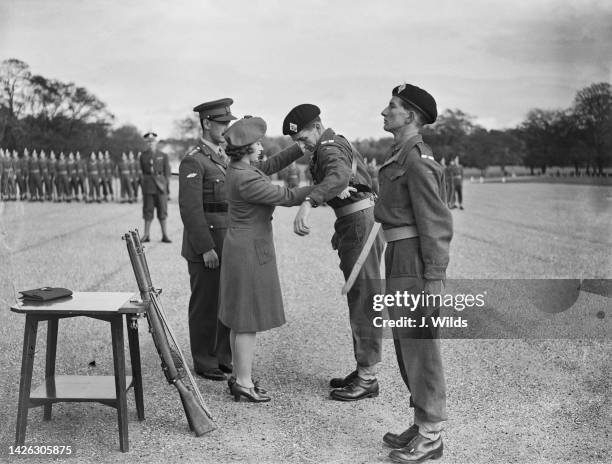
[11,292,145,452]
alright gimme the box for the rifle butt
[175,380,216,436]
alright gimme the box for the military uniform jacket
[76,159,87,176]
[18,157,28,176]
[87,158,99,176]
[309,128,373,209]
[179,141,303,261]
[140,149,170,194]
[373,134,453,280]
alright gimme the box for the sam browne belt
[382,225,419,242]
[334,197,375,218]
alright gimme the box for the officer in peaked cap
[140,131,172,243]
[282,103,384,402]
[376,83,452,463]
[178,97,237,381]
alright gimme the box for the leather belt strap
[334,197,375,218]
[383,225,419,242]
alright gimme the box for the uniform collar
[199,138,228,167]
[381,134,424,169]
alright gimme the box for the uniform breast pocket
[380,167,406,183]
[254,238,274,265]
[212,178,226,201]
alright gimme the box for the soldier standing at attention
[178,98,237,380]
[103,150,115,202]
[0,149,5,201]
[39,150,50,201]
[367,157,380,195]
[283,104,383,401]
[375,84,452,463]
[118,152,133,203]
[56,152,70,202]
[128,151,137,202]
[140,132,171,243]
[48,151,57,201]
[18,148,29,200]
[7,150,18,201]
[134,152,143,201]
[67,152,77,202]
[451,155,464,210]
[28,149,43,201]
[75,151,88,201]
[87,152,101,203]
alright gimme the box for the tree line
[0,58,146,160]
[3,58,610,175]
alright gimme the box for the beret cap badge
[289,122,298,133]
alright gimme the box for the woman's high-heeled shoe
[227,376,268,395]
[230,380,271,403]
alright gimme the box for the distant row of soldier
[0,148,145,203]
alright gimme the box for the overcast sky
[1,0,611,139]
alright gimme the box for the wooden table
[11,292,146,452]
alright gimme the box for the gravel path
[0,181,610,463]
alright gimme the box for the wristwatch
[304,196,318,208]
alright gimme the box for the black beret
[223,116,267,147]
[392,84,437,124]
[193,97,236,122]
[282,104,320,135]
[143,132,158,139]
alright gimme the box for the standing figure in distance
[283,103,383,402]
[118,152,133,203]
[28,149,43,201]
[48,151,57,202]
[18,148,29,201]
[56,152,70,202]
[66,152,77,202]
[87,152,101,203]
[376,84,452,463]
[451,156,464,210]
[75,151,88,201]
[140,132,171,243]
[103,150,115,202]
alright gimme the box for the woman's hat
[223,116,267,147]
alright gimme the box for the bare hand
[336,186,357,200]
[202,249,219,269]
[294,202,312,236]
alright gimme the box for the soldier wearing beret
[217,116,312,402]
[178,98,237,380]
[282,104,383,402]
[375,84,452,463]
[140,132,171,243]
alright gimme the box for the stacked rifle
[123,230,215,436]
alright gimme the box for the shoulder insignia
[321,139,335,145]
[186,172,198,178]
[421,154,435,161]
[186,146,201,156]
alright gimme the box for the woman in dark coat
[218,116,312,403]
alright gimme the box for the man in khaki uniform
[375,84,452,463]
[178,98,237,380]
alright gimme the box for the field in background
[0,180,610,463]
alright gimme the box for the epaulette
[186,146,201,156]
[320,139,335,145]
[415,142,435,161]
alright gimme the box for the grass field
[0,180,610,463]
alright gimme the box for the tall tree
[571,82,612,175]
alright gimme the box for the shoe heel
[233,393,241,402]
[431,449,443,460]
